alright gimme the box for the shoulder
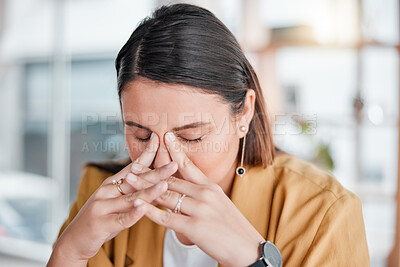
[272,153,358,204]
[75,164,114,208]
[268,153,363,239]
[266,154,369,264]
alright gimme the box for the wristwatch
[247,241,282,267]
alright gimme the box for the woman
[47,3,370,267]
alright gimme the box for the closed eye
[135,135,203,143]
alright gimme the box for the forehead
[121,77,231,126]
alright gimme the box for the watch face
[262,241,282,267]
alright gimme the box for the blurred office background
[0,0,398,266]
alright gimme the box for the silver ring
[173,193,186,214]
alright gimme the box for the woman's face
[121,76,251,193]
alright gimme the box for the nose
[152,137,173,169]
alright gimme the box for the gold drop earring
[236,125,247,176]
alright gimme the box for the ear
[236,89,256,137]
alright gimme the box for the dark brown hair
[86,3,283,174]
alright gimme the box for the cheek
[186,132,238,183]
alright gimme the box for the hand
[48,134,177,266]
[135,132,265,267]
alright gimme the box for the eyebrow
[124,121,211,132]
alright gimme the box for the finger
[100,180,169,214]
[107,181,197,216]
[156,188,197,216]
[126,174,158,205]
[126,172,153,190]
[106,202,147,233]
[125,168,171,207]
[103,161,137,185]
[164,131,209,185]
[128,161,178,185]
[98,166,137,199]
[125,161,178,206]
[126,172,199,215]
[164,175,202,198]
[101,160,176,198]
[101,166,140,198]
[132,132,159,168]
[97,181,136,199]
[159,176,221,216]
[141,200,191,233]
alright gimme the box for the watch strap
[247,241,268,267]
[247,257,268,267]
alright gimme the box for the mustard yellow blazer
[56,153,370,266]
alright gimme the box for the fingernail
[131,162,143,172]
[150,132,155,140]
[126,173,137,183]
[133,199,143,207]
[165,132,175,142]
[156,181,167,190]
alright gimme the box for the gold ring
[112,178,125,195]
